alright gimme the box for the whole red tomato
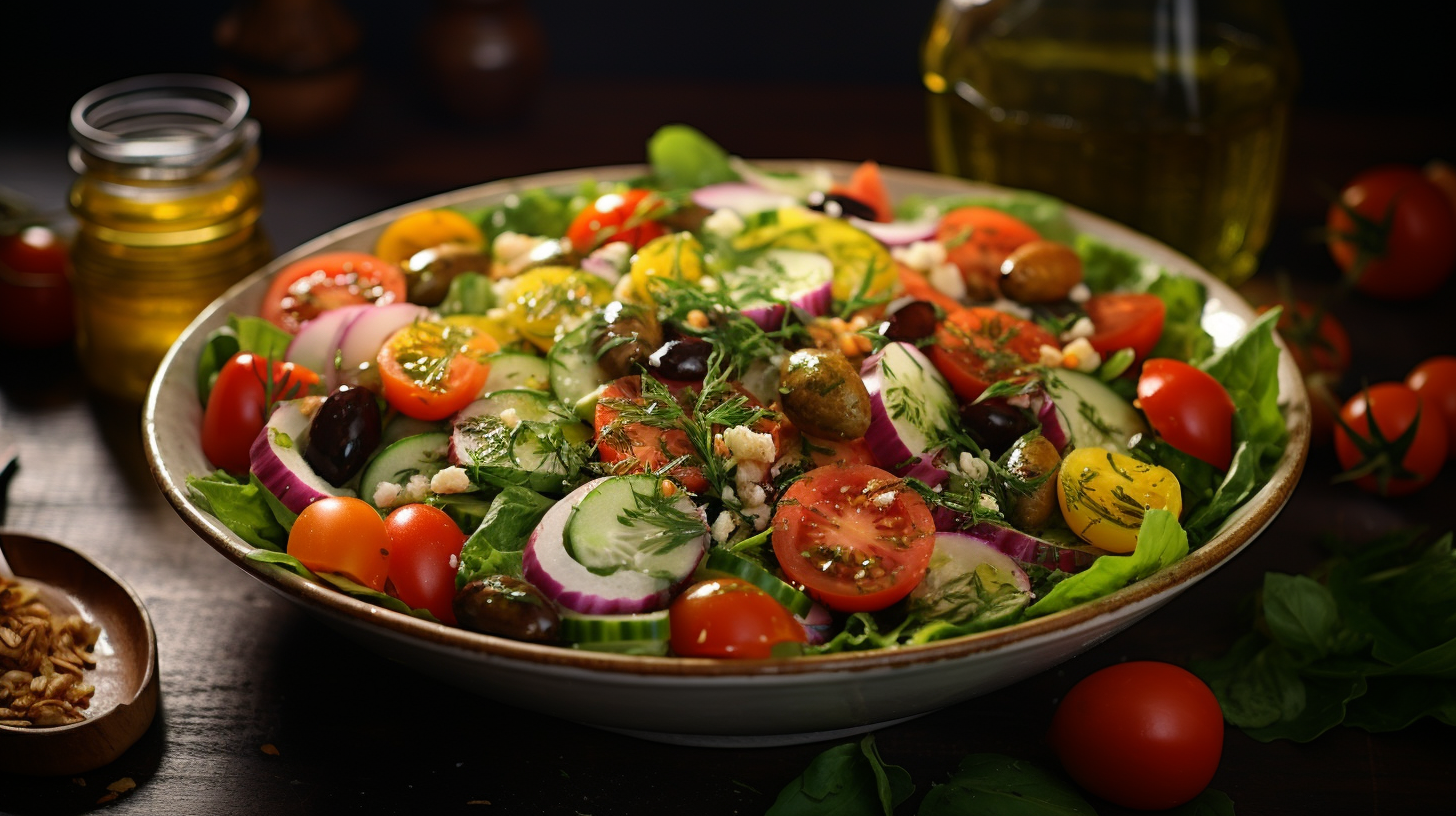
[1327,166,1456,299]
[565,189,667,253]
[385,504,467,624]
[1050,661,1224,811]
[667,577,807,659]
[0,225,75,348]
[1334,382,1447,496]
[201,352,320,474]
[1406,356,1456,460]
[1136,358,1235,471]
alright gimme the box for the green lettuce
[195,314,296,405]
[1147,272,1216,364]
[1026,509,1188,617]
[455,486,556,587]
[647,124,739,190]
[1200,308,1287,474]
[185,470,290,551]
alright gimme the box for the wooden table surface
[2,79,1454,815]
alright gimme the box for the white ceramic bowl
[144,163,1310,747]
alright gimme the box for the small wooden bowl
[0,531,159,776]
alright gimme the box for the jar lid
[69,74,257,169]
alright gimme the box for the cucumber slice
[1044,369,1148,451]
[379,413,447,448]
[703,548,813,617]
[358,432,452,511]
[547,319,608,410]
[560,609,670,653]
[451,390,592,493]
[483,350,551,393]
[862,341,958,471]
[564,475,707,581]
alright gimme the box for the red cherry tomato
[771,464,936,613]
[1327,165,1456,300]
[936,207,1040,298]
[928,307,1057,402]
[1136,358,1235,471]
[668,577,808,659]
[288,497,391,591]
[261,251,408,333]
[1050,661,1224,811]
[1084,293,1166,364]
[385,504,467,624]
[565,189,668,253]
[201,352,320,474]
[1335,382,1447,496]
[1407,355,1456,460]
[0,226,74,348]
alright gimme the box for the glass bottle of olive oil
[923,0,1298,285]
[68,75,272,402]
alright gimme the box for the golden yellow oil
[923,2,1296,284]
[69,174,270,401]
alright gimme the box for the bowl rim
[143,161,1311,679]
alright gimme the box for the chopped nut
[107,778,137,794]
[0,575,100,728]
[261,744,281,756]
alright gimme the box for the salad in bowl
[147,126,1306,741]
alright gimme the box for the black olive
[647,338,712,381]
[453,576,560,642]
[594,301,663,379]
[806,190,878,221]
[304,385,382,486]
[959,399,1036,459]
[882,300,938,342]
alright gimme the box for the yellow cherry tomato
[504,265,614,352]
[1057,447,1182,554]
[733,207,896,303]
[629,232,705,301]
[374,209,485,267]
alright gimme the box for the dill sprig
[617,479,709,557]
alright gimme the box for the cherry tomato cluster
[1333,357,1455,497]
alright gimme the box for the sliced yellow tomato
[374,209,485,267]
[1057,447,1182,554]
[733,207,897,303]
[503,265,614,352]
[440,312,527,351]
[629,232,705,301]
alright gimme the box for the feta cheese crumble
[703,208,746,239]
[429,466,471,495]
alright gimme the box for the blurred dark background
[3,0,1449,132]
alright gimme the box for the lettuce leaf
[1026,509,1188,617]
[195,314,297,405]
[1074,233,1153,292]
[186,470,290,551]
[647,124,739,190]
[1147,272,1215,365]
[1200,308,1287,474]
[455,485,556,587]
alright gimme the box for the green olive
[778,349,871,440]
[404,243,491,305]
[1006,434,1062,530]
[593,301,663,379]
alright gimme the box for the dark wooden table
[2,79,1454,815]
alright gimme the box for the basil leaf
[765,735,912,816]
[232,314,293,361]
[1200,309,1286,473]
[919,753,1094,816]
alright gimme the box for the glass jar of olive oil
[68,75,272,402]
[923,0,1298,285]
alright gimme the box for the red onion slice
[847,217,939,247]
[249,398,355,514]
[691,182,797,214]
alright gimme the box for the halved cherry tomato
[668,577,808,659]
[262,252,408,333]
[829,160,893,223]
[1335,382,1447,496]
[1084,293,1167,364]
[936,207,1040,298]
[377,320,497,421]
[1136,358,1234,471]
[374,208,484,267]
[288,497,390,591]
[1327,165,1456,300]
[385,504,467,624]
[1257,301,1351,378]
[772,464,936,613]
[565,189,668,253]
[201,352,320,473]
[1406,355,1456,459]
[929,307,1057,402]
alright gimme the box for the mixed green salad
[185,125,1288,657]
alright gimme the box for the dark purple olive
[959,399,1036,459]
[453,575,560,642]
[304,385,382,486]
[648,338,712,381]
[882,300,938,342]
[806,190,878,221]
